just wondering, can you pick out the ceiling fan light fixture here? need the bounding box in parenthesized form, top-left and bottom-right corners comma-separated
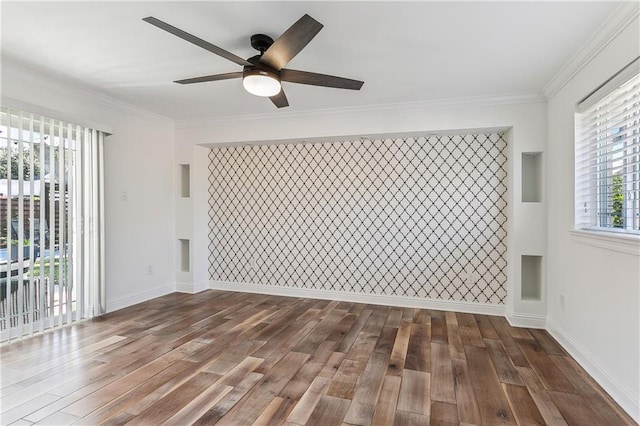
(243, 68, 281, 97)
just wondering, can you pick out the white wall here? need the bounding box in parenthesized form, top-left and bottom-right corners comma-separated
(1, 61, 177, 312)
(546, 15, 640, 421)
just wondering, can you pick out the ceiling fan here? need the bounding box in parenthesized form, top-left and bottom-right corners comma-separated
(143, 14, 364, 108)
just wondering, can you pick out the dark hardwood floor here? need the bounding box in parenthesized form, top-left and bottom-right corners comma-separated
(0, 290, 635, 425)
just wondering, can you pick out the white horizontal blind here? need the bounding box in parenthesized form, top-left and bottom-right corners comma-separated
(575, 72, 640, 233)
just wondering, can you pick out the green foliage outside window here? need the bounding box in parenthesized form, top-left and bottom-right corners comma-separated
(611, 174, 624, 228)
(0, 146, 41, 180)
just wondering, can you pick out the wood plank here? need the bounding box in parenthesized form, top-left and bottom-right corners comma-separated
(61, 346, 198, 418)
(33, 410, 79, 425)
(549, 354, 636, 425)
(285, 376, 330, 425)
(385, 309, 403, 328)
(373, 326, 397, 355)
(451, 358, 482, 425)
(396, 369, 430, 416)
(343, 351, 389, 425)
(430, 401, 459, 426)
(305, 395, 350, 426)
(279, 361, 323, 400)
(58, 359, 198, 425)
(516, 366, 568, 426)
(412, 308, 430, 324)
(336, 309, 372, 353)
(475, 314, 500, 339)
(105, 361, 205, 418)
(252, 396, 296, 426)
(489, 316, 530, 368)
(393, 410, 429, 425)
(529, 329, 566, 355)
(430, 342, 456, 404)
(401, 308, 416, 322)
(162, 383, 232, 426)
(1, 393, 60, 425)
(371, 375, 401, 426)
(325, 313, 357, 343)
(484, 338, 524, 386)
(457, 313, 485, 347)
(387, 320, 411, 376)
(216, 351, 309, 424)
(204, 340, 266, 375)
(464, 345, 516, 425)
(446, 321, 465, 360)
(124, 372, 219, 425)
(404, 323, 430, 372)
(502, 383, 545, 425)
(309, 339, 339, 365)
(253, 319, 320, 373)
(345, 330, 380, 364)
(549, 391, 599, 425)
(291, 309, 347, 354)
(509, 326, 534, 340)
(317, 351, 347, 378)
(430, 312, 448, 344)
(363, 305, 390, 334)
(193, 372, 264, 425)
(217, 356, 264, 387)
(100, 412, 136, 426)
(23, 374, 121, 423)
(516, 338, 575, 393)
(325, 359, 367, 399)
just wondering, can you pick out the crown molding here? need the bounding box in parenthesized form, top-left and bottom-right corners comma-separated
(175, 91, 546, 130)
(543, 2, 640, 100)
(2, 57, 174, 129)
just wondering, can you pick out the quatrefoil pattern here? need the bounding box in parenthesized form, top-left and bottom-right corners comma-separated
(208, 134, 508, 304)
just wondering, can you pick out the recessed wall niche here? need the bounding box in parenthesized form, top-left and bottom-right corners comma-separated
(522, 152, 542, 202)
(180, 164, 191, 198)
(521, 255, 542, 300)
(180, 239, 190, 272)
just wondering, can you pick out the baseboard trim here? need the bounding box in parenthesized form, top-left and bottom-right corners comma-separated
(506, 312, 547, 329)
(176, 282, 193, 293)
(106, 284, 174, 313)
(209, 280, 505, 316)
(176, 281, 210, 294)
(547, 319, 640, 423)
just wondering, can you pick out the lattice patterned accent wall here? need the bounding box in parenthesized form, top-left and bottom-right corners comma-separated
(208, 134, 508, 304)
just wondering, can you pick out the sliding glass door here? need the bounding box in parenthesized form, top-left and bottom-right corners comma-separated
(0, 107, 104, 341)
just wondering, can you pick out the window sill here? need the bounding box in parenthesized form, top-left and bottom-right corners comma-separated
(570, 229, 640, 256)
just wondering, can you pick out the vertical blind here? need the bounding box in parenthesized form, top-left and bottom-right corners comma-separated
(0, 107, 105, 342)
(575, 69, 640, 234)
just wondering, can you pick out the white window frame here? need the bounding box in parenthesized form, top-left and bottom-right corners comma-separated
(574, 57, 640, 254)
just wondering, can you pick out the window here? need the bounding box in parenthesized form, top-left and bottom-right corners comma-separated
(575, 64, 640, 235)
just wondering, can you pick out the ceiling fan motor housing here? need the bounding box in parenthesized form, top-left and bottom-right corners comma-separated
(250, 34, 274, 53)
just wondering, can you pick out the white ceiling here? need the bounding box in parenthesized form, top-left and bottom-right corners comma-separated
(1, 1, 622, 121)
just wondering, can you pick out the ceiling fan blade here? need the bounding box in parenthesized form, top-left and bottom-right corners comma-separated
(270, 90, 289, 108)
(281, 69, 364, 90)
(174, 72, 242, 84)
(143, 16, 251, 67)
(259, 14, 323, 70)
